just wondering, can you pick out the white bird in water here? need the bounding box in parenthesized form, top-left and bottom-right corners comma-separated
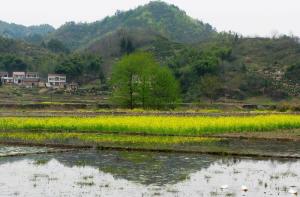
(220, 185, 229, 190)
(241, 185, 248, 192)
(288, 188, 298, 195)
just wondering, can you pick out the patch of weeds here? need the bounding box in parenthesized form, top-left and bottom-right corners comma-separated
(270, 175, 280, 180)
(75, 160, 87, 167)
(34, 159, 49, 165)
(82, 175, 94, 180)
(166, 188, 178, 193)
(282, 186, 288, 192)
(210, 191, 219, 196)
(177, 174, 189, 181)
(264, 183, 268, 188)
(214, 170, 224, 174)
(280, 171, 297, 177)
(76, 181, 95, 187)
(100, 184, 110, 188)
(226, 193, 236, 197)
(48, 177, 59, 181)
(100, 166, 128, 175)
(30, 173, 49, 182)
(119, 152, 155, 164)
(204, 175, 212, 179)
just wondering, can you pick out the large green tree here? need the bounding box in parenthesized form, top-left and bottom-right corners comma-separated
(150, 67, 180, 109)
(111, 52, 180, 109)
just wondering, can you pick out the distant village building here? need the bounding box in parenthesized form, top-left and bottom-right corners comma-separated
(26, 72, 39, 79)
(12, 72, 26, 85)
(23, 72, 40, 87)
(0, 71, 74, 90)
(47, 74, 67, 88)
(66, 82, 79, 92)
(23, 78, 40, 88)
(0, 72, 11, 84)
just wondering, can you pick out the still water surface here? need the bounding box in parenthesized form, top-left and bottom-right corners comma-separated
(0, 146, 299, 197)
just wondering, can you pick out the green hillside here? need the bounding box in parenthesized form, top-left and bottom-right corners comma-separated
(48, 1, 215, 50)
(192, 34, 300, 99)
(0, 36, 58, 76)
(0, 21, 55, 44)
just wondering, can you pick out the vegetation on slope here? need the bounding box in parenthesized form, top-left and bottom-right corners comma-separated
(0, 36, 59, 75)
(0, 20, 55, 43)
(48, 1, 215, 50)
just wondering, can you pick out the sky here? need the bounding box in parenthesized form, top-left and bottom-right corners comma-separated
(0, 0, 299, 37)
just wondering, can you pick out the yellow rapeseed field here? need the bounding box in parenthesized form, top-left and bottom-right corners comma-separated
(0, 114, 300, 135)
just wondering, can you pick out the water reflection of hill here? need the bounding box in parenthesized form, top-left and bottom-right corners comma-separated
(0, 148, 298, 185)
(0, 150, 221, 185)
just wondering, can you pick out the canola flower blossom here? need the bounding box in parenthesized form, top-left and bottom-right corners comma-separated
(0, 115, 300, 135)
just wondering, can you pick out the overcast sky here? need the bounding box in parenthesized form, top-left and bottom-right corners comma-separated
(0, 0, 299, 37)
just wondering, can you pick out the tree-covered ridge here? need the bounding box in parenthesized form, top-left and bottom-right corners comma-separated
(194, 34, 300, 99)
(48, 1, 215, 50)
(0, 36, 50, 55)
(0, 36, 59, 76)
(0, 20, 55, 43)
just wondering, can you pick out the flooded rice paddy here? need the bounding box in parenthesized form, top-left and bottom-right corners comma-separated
(0, 146, 66, 157)
(0, 145, 299, 196)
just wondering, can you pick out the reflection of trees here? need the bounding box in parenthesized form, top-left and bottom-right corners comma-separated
(0, 150, 218, 185)
(1, 139, 299, 185)
(52, 151, 220, 185)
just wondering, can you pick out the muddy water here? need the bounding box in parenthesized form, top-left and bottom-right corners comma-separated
(0, 148, 299, 197)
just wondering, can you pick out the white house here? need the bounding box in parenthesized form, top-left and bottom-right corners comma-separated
(26, 72, 39, 79)
(48, 74, 67, 87)
(0, 72, 12, 84)
(22, 72, 40, 87)
(0, 72, 8, 83)
(12, 72, 26, 84)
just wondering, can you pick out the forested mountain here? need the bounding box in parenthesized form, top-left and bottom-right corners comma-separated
(47, 1, 215, 50)
(166, 34, 300, 101)
(0, 36, 58, 75)
(0, 21, 55, 44)
(0, 1, 299, 101)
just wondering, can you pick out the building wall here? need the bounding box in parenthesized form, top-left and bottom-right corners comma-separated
(12, 73, 26, 84)
(48, 75, 67, 87)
